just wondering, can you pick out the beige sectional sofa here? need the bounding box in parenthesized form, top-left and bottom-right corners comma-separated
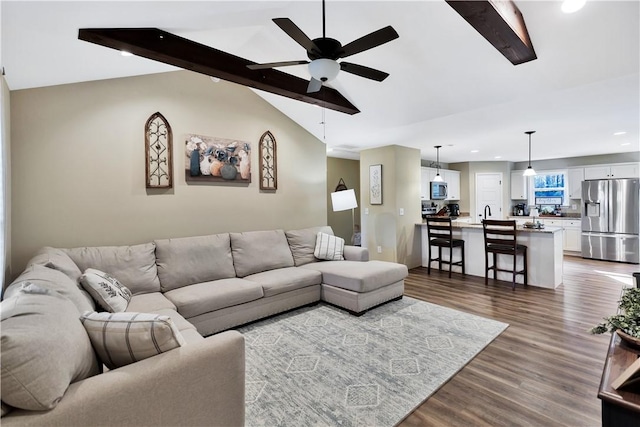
(0, 226, 408, 426)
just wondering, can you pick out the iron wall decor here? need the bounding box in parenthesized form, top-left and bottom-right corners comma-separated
(259, 131, 277, 190)
(145, 112, 173, 188)
(369, 164, 383, 205)
(184, 134, 251, 183)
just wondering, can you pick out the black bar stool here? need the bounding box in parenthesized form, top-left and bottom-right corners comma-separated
(425, 217, 465, 278)
(482, 219, 528, 290)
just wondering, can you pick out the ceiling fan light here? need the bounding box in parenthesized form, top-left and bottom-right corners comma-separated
(523, 166, 536, 177)
(308, 58, 340, 82)
(561, 0, 586, 14)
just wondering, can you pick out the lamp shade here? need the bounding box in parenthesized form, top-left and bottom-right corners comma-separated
(331, 189, 358, 212)
(309, 59, 340, 82)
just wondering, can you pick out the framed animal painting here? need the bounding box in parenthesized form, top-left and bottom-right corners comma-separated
(184, 134, 251, 183)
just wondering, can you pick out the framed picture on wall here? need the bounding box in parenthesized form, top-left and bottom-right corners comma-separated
(369, 164, 382, 205)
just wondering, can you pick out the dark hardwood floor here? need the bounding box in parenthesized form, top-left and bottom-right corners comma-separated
(399, 255, 638, 427)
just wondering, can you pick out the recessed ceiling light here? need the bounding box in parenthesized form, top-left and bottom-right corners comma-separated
(613, 131, 627, 136)
(621, 143, 631, 146)
(120, 51, 133, 57)
(561, 0, 586, 14)
(210, 76, 221, 83)
(494, 156, 502, 159)
(470, 150, 479, 153)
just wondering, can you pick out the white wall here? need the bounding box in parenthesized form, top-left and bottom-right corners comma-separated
(10, 71, 327, 276)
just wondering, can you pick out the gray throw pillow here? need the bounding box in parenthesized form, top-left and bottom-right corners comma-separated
(79, 268, 132, 312)
(285, 226, 334, 266)
(0, 283, 100, 410)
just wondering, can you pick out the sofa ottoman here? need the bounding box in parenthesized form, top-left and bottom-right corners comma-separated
(301, 260, 408, 314)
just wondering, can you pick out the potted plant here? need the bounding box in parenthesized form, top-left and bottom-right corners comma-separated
(591, 286, 640, 346)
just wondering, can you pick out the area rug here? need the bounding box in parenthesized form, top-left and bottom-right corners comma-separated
(237, 296, 508, 427)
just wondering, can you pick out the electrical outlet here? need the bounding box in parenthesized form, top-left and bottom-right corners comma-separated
(377, 246, 382, 253)
(571, 204, 577, 210)
(364, 208, 369, 215)
(399, 208, 404, 216)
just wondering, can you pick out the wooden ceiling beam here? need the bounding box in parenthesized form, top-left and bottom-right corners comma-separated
(445, 0, 537, 65)
(78, 28, 360, 115)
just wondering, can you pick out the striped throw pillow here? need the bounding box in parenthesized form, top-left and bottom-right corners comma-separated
(314, 232, 345, 261)
(80, 311, 186, 369)
(79, 268, 132, 312)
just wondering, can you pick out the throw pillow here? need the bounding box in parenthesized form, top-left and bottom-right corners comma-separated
(80, 311, 186, 370)
(314, 232, 345, 261)
(79, 268, 132, 312)
(0, 283, 100, 411)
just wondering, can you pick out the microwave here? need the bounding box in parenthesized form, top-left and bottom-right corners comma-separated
(430, 181, 448, 200)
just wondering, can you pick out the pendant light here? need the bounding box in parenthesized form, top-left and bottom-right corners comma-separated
(433, 145, 444, 182)
(523, 131, 536, 177)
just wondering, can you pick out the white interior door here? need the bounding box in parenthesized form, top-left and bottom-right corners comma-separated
(475, 173, 503, 221)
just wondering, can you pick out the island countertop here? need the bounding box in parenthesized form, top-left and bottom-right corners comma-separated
(416, 222, 562, 234)
(417, 221, 563, 288)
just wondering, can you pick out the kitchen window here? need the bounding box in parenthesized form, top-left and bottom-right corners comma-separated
(529, 170, 568, 206)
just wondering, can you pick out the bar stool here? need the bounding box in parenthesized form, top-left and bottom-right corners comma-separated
(425, 217, 465, 278)
(482, 219, 528, 290)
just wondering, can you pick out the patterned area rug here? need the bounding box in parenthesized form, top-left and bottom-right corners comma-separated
(237, 296, 508, 427)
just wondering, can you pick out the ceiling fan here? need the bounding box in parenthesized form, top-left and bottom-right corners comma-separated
(247, 0, 399, 93)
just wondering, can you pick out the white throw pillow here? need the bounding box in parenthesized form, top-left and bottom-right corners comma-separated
(314, 232, 345, 261)
(79, 268, 132, 312)
(80, 311, 186, 370)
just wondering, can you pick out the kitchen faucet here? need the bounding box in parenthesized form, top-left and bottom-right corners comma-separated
(483, 204, 492, 222)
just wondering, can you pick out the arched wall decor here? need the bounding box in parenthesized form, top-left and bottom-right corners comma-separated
(145, 112, 173, 188)
(259, 130, 277, 190)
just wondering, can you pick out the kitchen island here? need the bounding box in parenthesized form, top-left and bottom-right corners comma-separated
(418, 221, 563, 289)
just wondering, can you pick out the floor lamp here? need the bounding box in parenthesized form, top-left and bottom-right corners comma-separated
(330, 187, 358, 244)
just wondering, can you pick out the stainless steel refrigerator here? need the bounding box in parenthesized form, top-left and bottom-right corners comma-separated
(582, 178, 639, 264)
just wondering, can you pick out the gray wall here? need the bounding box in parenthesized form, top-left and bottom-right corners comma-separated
(10, 71, 327, 276)
(360, 145, 421, 268)
(327, 158, 361, 242)
(1, 75, 10, 287)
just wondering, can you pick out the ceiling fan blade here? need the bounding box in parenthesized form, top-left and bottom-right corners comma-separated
(339, 26, 399, 58)
(273, 18, 320, 54)
(247, 60, 309, 70)
(340, 62, 389, 82)
(307, 78, 323, 93)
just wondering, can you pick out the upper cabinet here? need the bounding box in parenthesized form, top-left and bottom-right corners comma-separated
(584, 163, 639, 180)
(421, 167, 461, 200)
(567, 168, 584, 199)
(510, 171, 528, 200)
(445, 170, 461, 200)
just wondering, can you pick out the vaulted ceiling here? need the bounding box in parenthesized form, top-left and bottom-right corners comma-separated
(2, 1, 638, 163)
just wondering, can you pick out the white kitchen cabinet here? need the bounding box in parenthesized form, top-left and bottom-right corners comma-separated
(563, 220, 582, 252)
(541, 218, 582, 252)
(510, 171, 528, 200)
(444, 170, 461, 200)
(610, 164, 639, 178)
(421, 167, 461, 200)
(567, 168, 584, 199)
(584, 163, 639, 180)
